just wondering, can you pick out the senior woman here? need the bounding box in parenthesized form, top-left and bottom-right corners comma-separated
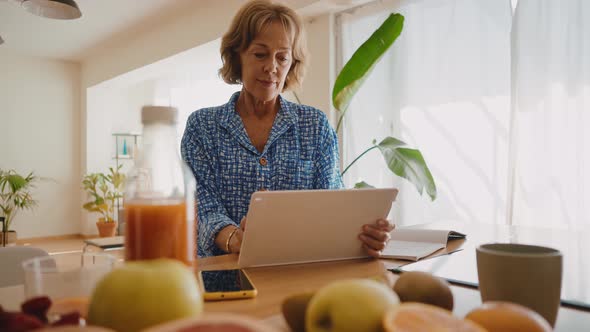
(181, 0, 394, 258)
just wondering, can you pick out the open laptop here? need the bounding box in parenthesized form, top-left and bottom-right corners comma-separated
(238, 188, 398, 268)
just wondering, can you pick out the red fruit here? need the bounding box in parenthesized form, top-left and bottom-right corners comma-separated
(52, 311, 81, 326)
(21, 296, 51, 323)
(0, 310, 8, 324)
(0, 311, 44, 332)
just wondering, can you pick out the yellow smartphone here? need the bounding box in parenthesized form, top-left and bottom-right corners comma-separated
(199, 269, 257, 301)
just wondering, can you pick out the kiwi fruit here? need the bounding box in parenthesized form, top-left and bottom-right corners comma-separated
(281, 291, 315, 332)
(393, 271, 454, 311)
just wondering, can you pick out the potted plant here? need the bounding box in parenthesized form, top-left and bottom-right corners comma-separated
(0, 169, 39, 246)
(82, 165, 125, 237)
(290, 14, 435, 197)
(333, 13, 437, 199)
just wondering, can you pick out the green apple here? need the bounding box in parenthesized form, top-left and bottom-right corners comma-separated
(87, 259, 203, 332)
(306, 278, 400, 332)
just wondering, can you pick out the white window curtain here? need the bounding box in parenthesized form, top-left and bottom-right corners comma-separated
(338, 0, 513, 226)
(508, 0, 590, 230)
(339, 0, 590, 230)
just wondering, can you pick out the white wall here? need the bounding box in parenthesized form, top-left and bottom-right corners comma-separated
(86, 80, 150, 173)
(83, 80, 154, 234)
(0, 51, 81, 238)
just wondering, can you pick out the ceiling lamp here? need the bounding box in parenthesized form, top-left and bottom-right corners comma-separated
(21, 0, 82, 20)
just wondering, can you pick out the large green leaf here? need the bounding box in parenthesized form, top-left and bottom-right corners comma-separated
(376, 137, 437, 201)
(83, 202, 102, 213)
(332, 13, 404, 131)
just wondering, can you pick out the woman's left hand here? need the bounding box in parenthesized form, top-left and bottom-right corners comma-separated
(359, 218, 395, 258)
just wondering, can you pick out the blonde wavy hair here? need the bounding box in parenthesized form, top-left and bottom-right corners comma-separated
(219, 0, 308, 91)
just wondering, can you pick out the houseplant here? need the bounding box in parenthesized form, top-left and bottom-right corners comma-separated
(333, 13, 437, 200)
(82, 165, 125, 237)
(0, 169, 39, 246)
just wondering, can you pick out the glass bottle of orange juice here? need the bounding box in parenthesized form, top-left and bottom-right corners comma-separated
(124, 106, 196, 268)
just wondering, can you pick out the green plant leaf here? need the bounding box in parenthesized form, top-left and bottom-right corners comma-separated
(83, 202, 97, 210)
(354, 181, 375, 189)
(332, 13, 404, 131)
(7, 174, 27, 192)
(376, 137, 437, 200)
(97, 203, 109, 212)
(0, 169, 39, 230)
(82, 165, 125, 221)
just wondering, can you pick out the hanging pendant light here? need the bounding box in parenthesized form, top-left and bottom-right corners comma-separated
(21, 0, 82, 20)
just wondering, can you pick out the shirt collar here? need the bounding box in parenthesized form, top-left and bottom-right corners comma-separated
(219, 91, 298, 155)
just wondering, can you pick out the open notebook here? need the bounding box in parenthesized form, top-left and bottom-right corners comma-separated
(382, 229, 466, 261)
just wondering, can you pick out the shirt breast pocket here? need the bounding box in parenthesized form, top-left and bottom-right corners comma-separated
(272, 159, 314, 190)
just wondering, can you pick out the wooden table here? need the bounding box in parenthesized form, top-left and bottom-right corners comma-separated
(198, 253, 589, 331)
(199, 255, 388, 319)
(2, 220, 589, 331)
(389, 220, 590, 309)
(83, 236, 124, 252)
(1, 255, 588, 331)
(197, 220, 590, 331)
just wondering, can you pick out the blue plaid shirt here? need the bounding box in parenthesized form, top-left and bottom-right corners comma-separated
(181, 92, 343, 257)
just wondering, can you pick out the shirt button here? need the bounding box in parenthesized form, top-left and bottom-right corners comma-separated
(259, 157, 268, 166)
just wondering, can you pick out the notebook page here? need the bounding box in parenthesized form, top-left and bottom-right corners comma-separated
(389, 229, 450, 244)
(382, 242, 445, 260)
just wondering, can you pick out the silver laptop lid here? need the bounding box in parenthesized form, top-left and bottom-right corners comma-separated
(238, 188, 398, 268)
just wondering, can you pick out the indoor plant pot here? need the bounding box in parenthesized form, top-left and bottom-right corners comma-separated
(96, 218, 118, 237)
(0, 230, 17, 246)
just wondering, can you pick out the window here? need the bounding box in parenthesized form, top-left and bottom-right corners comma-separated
(338, 0, 590, 229)
(338, 0, 512, 226)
